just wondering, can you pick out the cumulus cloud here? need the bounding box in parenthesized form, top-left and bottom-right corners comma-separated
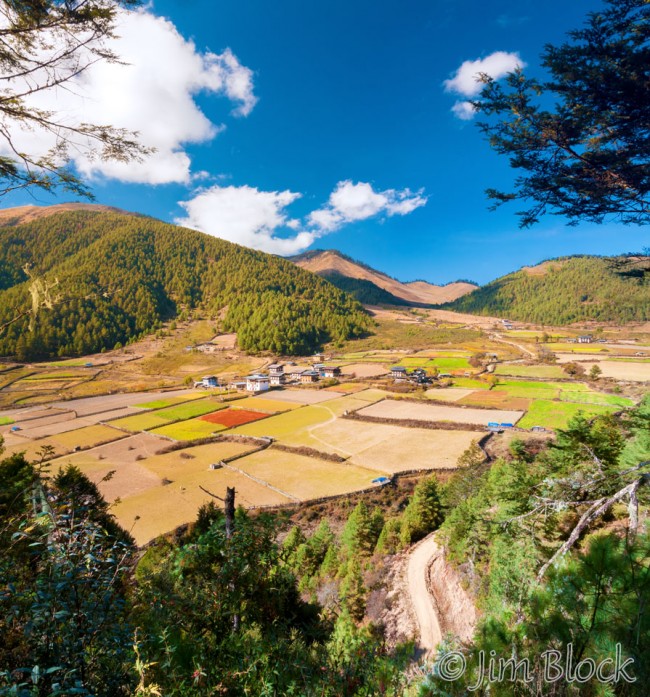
(176, 180, 427, 255)
(444, 51, 524, 119)
(0, 9, 257, 184)
(308, 181, 428, 233)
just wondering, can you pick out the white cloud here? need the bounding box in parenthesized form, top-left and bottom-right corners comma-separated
(0, 9, 257, 184)
(308, 180, 428, 233)
(444, 51, 524, 97)
(176, 180, 428, 255)
(176, 185, 316, 256)
(451, 100, 476, 120)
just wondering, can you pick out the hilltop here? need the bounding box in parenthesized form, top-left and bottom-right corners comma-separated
(443, 254, 650, 324)
(0, 207, 371, 359)
(291, 249, 477, 306)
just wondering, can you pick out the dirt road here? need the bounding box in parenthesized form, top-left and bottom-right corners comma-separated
(407, 533, 442, 655)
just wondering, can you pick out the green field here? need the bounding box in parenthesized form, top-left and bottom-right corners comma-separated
(558, 391, 633, 407)
(134, 395, 201, 409)
(150, 418, 227, 440)
(399, 356, 472, 372)
(450, 377, 490, 389)
(110, 412, 171, 432)
(518, 400, 620, 430)
(0, 416, 14, 425)
(494, 364, 566, 379)
(154, 398, 225, 421)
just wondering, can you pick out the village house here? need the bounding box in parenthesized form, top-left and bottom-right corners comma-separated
(246, 375, 270, 392)
(320, 365, 341, 378)
(578, 335, 593, 344)
(269, 373, 286, 387)
(195, 375, 219, 389)
(390, 366, 408, 379)
(268, 363, 285, 377)
(300, 370, 320, 384)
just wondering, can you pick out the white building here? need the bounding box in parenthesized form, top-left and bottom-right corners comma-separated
(246, 375, 270, 392)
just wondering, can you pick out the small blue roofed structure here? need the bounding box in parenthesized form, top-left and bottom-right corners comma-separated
(372, 476, 390, 485)
(500, 422, 514, 429)
(10, 425, 21, 431)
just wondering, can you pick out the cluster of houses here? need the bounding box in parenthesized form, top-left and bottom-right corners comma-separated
(196, 363, 343, 393)
(389, 366, 435, 385)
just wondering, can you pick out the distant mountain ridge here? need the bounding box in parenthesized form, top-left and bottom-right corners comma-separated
(443, 254, 650, 324)
(0, 207, 371, 359)
(291, 249, 477, 305)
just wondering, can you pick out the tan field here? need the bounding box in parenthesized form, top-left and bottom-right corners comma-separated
(357, 399, 524, 425)
(425, 388, 475, 402)
(260, 388, 346, 405)
(341, 362, 388, 377)
(232, 449, 382, 500)
(113, 468, 292, 546)
(350, 430, 479, 473)
(551, 357, 650, 382)
(49, 424, 126, 449)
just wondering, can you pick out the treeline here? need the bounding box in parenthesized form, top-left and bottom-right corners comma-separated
(0, 211, 372, 359)
(320, 271, 410, 306)
(443, 255, 650, 324)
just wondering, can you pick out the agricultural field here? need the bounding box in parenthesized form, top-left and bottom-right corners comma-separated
(0, 416, 14, 425)
(114, 467, 290, 546)
(425, 388, 475, 402)
(232, 395, 302, 411)
(48, 424, 126, 450)
(494, 364, 566, 379)
(398, 356, 473, 373)
(356, 399, 524, 426)
(340, 362, 390, 377)
(233, 449, 382, 500)
(518, 400, 621, 430)
(110, 399, 227, 432)
(231, 405, 337, 444)
(259, 389, 346, 405)
(200, 408, 269, 428)
(150, 417, 227, 440)
(457, 391, 530, 411)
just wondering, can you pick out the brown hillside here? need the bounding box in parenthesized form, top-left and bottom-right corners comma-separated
(0, 203, 136, 226)
(294, 250, 476, 304)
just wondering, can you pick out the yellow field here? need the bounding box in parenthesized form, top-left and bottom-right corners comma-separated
(150, 418, 227, 440)
(231, 396, 300, 412)
(233, 449, 382, 500)
(231, 405, 333, 443)
(113, 468, 292, 545)
(50, 424, 126, 449)
(109, 411, 171, 432)
(141, 442, 257, 480)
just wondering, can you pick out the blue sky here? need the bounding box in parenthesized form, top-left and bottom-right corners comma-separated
(3, 0, 647, 284)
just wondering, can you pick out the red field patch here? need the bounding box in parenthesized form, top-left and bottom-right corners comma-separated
(200, 408, 268, 428)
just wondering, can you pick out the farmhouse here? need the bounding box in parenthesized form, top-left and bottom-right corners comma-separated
(268, 363, 285, 377)
(320, 365, 341, 378)
(195, 342, 219, 354)
(196, 375, 219, 388)
(300, 370, 320, 384)
(246, 375, 270, 392)
(269, 373, 286, 387)
(578, 335, 593, 344)
(390, 366, 408, 379)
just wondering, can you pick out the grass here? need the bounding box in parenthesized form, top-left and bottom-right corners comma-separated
(518, 400, 620, 430)
(399, 357, 473, 372)
(494, 364, 566, 379)
(559, 391, 633, 407)
(134, 395, 202, 409)
(43, 359, 91, 368)
(150, 418, 227, 440)
(22, 372, 86, 381)
(154, 398, 225, 421)
(450, 377, 490, 389)
(110, 412, 172, 432)
(0, 416, 14, 425)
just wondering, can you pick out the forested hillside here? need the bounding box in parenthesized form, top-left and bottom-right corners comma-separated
(443, 255, 650, 324)
(0, 209, 371, 359)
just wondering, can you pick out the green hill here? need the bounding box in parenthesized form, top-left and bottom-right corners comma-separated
(442, 255, 650, 324)
(0, 208, 372, 359)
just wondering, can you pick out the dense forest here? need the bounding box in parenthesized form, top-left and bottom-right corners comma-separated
(0, 210, 372, 359)
(443, 255, 650, 324)
(1, 399, 647, 695)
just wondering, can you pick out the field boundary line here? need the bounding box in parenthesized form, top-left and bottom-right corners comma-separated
(220, 462, 300, 502)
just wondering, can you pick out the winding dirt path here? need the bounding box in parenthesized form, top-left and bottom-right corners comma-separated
(490, 332, 536, 358)
(407, 533, 442, 655)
